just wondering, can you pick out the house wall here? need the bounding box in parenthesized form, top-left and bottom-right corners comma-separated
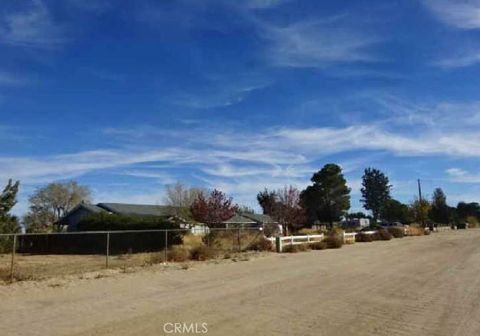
(66, 208, 96, 232)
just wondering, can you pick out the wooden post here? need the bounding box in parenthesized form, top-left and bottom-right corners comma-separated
(10, 234, 17, 283)
(275, 236, 282, 253)
(105, 232, 110, 269)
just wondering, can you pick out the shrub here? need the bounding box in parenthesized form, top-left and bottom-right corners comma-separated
(247, 237, 273, 251)
(323, 236, 343, 249)
(190, 245, 216, 261)
(467, 216, 478, 228)
(356, 232, 373, 242)
(148, 252, 165, 264)
(282, 244, 310, 253)
(78, 213, 180, 231)
(167, 246, 190, 262)
(310, 241, 328, 250)
(406, 225, 425, 236)
(387, 226, 405, 238)
(377, 228, 393, 240)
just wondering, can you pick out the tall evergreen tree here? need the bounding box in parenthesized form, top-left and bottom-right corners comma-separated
(301, 163, 351, 229)
(0, 179, 20, 234)
(361, 168, 391, 223)
(429, 188, 450, 225)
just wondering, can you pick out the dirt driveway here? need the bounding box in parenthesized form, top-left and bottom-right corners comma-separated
(1, 230, 480, 336)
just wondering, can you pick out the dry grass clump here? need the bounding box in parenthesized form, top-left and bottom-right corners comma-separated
(167, 246, 190, 262)
(148, 252, 165, 265)
(190, 245, 217, 261)
(406, 225, 425, 236)
(356, 232, 373, 242)
(387, 226, 405, 238)
(310, 241, 328, 250)
(283, 244, 310, 253)
(376, 228, 393, 241)
(246, 237, 273, 251)
(323, 236, 343, 249)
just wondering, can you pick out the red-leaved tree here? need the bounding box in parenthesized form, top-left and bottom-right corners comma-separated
(257, 185, 306, 235)
(190, 189, 237, 228)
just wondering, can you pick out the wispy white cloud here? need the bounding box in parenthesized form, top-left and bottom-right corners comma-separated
(433, 49, 480, 69)
(259, 18, 380, 68)
(446, 168, 480, 183)
(0, 0, 67, 48)
(245, 0, 290, 9)
(424, 0, 480, 29)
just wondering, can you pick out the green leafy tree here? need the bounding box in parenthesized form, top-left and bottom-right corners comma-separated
(410, 197, 431, 226)
(429, 188, 450, 225)
(382, 199, 413, 224)
(301, 164, 351, 229)
(456, 202, 480, 221)
(361, 168, 391, 223)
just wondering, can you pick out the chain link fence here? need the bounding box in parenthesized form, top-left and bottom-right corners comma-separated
(0, 227, 266, 283)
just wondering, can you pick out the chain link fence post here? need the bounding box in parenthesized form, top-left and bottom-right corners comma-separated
(10, 234, 17, 283)
(105, 232, 110, 269)
(164, 230, 168, 263)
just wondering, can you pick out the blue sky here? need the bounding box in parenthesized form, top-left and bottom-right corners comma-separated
(2, 0, 480, 216)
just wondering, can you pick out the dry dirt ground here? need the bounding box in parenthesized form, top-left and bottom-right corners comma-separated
(1, 230, 480, 336)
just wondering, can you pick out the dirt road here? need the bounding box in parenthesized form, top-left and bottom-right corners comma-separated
(1, 230, 480, 336)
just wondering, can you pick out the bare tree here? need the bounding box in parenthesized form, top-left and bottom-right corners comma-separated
(163, 182, 204, 221)
(26, 181, 91, 231)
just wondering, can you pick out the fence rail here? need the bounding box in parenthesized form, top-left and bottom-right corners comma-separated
(267, 234, 325, 252)
(343, 231, 377, 243)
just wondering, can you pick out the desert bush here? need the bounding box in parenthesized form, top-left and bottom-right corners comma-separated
(148, 252, 165, 264)
(377, 228, 393, 241)
(467, 216, 478, 228)
(323, 236, 343, 249)
(406, 225, 425, 236)
(246, 237, 273, 251)
(387, 226, 405, 238)
(282, 244, 310, 253)
(310, 241, 328, 250)
(167, 246, 190, 262)
(355, 232, 373, 242)
(190, 245, 216, 261)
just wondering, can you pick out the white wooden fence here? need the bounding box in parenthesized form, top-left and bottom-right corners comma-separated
(268, 231, 378, 252)
(342, 231, 377, 244)
(267, 234, 324, 252)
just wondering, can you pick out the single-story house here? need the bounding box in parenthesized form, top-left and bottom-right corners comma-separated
(222, 212, 278, 229)
(60, 202, 184, 232)
(60, 202, 278, 233)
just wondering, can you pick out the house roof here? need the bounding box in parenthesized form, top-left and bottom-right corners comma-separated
(223, 214, 257, 224)
(97, 203, 179, 217)
(81, 203, 106, 213)
(57, 202, 106, 225)
(222, 213, 277, 224)
(241, 213, 277, 224)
